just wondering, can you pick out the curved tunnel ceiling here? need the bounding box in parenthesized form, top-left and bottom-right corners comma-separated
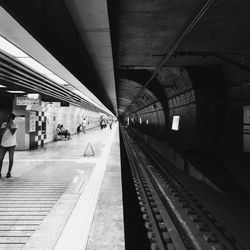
(118, 79, 142, 114)
(110, 0, 250, 117)
(118, 78, 159, 116)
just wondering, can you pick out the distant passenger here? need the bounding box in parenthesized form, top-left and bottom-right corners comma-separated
(0, 113, 18, 178)
(109, 120, 113, 130)
(77, 124, 82, 134)
(56, 124, 61, 134)
(101, 120, 105, 129)
(60, 125, 71, 140)
(82, 118, 87, 134)
(56, 124, 64, 140)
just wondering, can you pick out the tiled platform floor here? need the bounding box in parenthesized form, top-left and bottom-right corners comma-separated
(0, 123, 124, 249)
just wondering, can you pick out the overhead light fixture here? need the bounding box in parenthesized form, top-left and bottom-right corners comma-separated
(18, 57, 52, 75)
(72, 89, 98, 106)
(0, 35, 68, 86)
(18, 58, 68, 86)
(46, 74, 68, 85)
(7, 90, 25, 94)
(72, 89, 113, 115)
(0, 84, 7, 88)
(0, 36, 27, 58)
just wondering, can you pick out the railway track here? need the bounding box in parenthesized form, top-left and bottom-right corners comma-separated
(121, 127, 243, 250)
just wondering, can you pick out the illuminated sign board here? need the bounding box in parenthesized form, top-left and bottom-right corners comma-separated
(27, 93, 40, 99)
(16, 95, 40, 106)
(172, 116, 180, 131)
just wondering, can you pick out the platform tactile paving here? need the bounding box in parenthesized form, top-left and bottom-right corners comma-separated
(0, 179, 71, 248)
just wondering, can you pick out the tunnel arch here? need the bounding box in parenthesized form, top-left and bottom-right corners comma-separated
(118, 67, 198, 144)
(118, 76, 167, 139)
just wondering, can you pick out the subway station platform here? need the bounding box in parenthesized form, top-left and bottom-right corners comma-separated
(0, 123, 124, 250)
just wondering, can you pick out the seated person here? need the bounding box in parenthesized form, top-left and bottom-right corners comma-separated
(60, 125, 71, 140)
(56, 124, 64, 140)
(56, 124, 61, 134)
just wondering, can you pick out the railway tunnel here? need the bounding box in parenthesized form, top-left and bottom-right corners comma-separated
(0, 0, 250, 249)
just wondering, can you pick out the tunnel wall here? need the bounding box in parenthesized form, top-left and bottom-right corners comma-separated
(129, 126, 220, 191)
(217, 64, 250, 195)
(157, 68, 196, 148)
(187, 67, 226, 150)
(186, 64, 250, 197)
(125, 67, 229, 193)
(129, 100, 165, 139)
(153, 67, 225, 151)
(220, 64, 250, 152)
(119, 71, 168, 139)
(126, 68, 197, 148)
(126, 66, 250, 197)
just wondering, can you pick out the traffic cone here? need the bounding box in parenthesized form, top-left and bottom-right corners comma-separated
(83, 143, 95, 157)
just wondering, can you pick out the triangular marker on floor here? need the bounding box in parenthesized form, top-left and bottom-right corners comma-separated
(83, 143, 95, 157)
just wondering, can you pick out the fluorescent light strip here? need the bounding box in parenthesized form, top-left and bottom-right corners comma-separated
(0, 75, 80, 107)
(72, 89, 104, 110)
(46, 74, 68, 85)
(0, 36, 27, 57)
(18, 57, 52, 75)
(7, 90, 25, 93)
(0, 35, 67, 86)
(72, 89, 114, 116)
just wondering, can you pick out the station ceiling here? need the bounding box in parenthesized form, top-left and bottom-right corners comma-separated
(0, 0, 250, 116)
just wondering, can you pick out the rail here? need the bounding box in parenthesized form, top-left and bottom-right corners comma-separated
(121, 126, 243, 250)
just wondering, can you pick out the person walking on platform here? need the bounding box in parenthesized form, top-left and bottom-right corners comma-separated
(0, 113, 18, 178)
(77, 124, 82, 134)
(82, 118, 87, 134)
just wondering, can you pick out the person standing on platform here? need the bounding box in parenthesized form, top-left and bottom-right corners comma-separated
(82, 118, 87, 134)
(0, 113, 18, 178)
(60, 125, 71, 140)
(101, 120, 105, 129)
(109, 120, 113, 130)
(77, 124, 82, 134)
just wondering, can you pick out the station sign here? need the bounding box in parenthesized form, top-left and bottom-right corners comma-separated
(16, 95, 41, 106)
